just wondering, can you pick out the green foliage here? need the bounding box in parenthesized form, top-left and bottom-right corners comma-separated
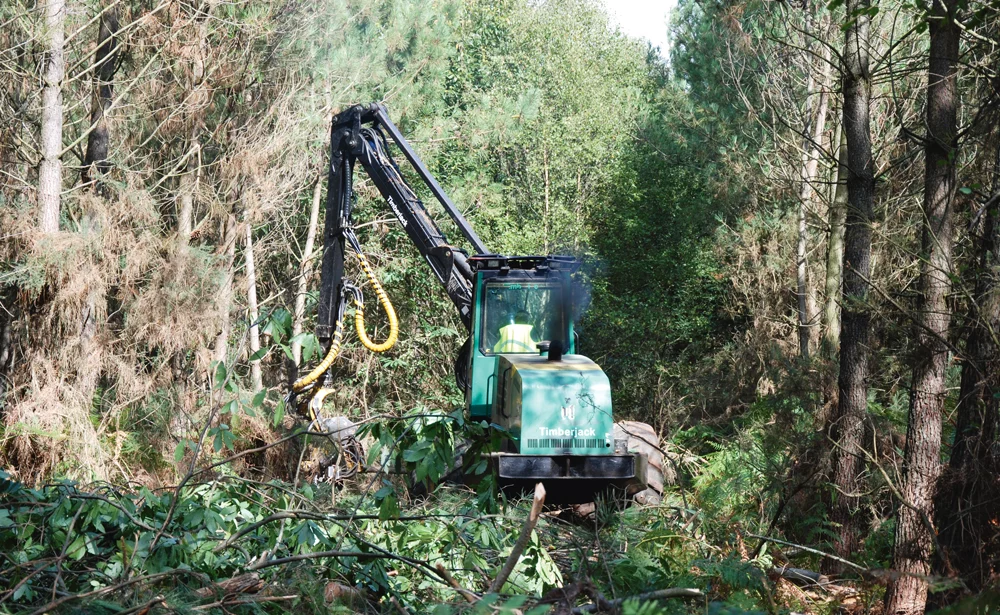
(0, 468, 567, 613)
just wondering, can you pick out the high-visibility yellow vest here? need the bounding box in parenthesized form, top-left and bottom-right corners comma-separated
(493, 324, 537, 353)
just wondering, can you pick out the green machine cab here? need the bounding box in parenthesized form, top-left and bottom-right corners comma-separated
(464, 256, 645, 502)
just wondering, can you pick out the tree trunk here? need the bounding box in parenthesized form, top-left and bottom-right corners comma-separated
(884, 1, 959, 611)
(74, 4, 120, 409)
(81, 6, 119, 191)
(292, 178, 323, 367)
(543, 148, 550, 253)
(0, 289, 15, 411)
(38, 0, 65, 233)
(825, 0, 875, 574)
(245, 221, 262, 392)
(177, 129, 200, 245)
(797, 39, 832, 359)
(176, 1, 214, 245)
(823, 128, 849, 358)
(936, 189, 1000, 593)
(214, 215, 237, 365)
(820, 128, 849, 414)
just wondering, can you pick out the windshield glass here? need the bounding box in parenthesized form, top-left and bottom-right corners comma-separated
(481, 282, 563, 355)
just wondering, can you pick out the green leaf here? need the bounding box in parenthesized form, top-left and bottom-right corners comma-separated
(213, 362, 228, 390)
(263, 308, 293, 341)
(273, 399, 285, 427)
(249, 347, 268, 362)
(378, 492, 400, 520)
(251, 389, 266, 408)
(959, 187, 973, 195)
(174, 441, 187, 463)
(290, 333, 319, 362)
(67, 535, 87, 560)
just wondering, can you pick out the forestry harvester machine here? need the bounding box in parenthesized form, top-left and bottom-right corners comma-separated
(289, 103, 663, 504)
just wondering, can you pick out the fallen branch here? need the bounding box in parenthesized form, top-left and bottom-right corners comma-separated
(573, 588, 705, 613)
(193, 573, 262, 598)
(771, 565, 830, 587)
(748, 533, 867, 572)
(436, 563, 479, 604)
(489, 482, 546, 593)
(391, 596, 412, 615)
(248, 550, 413, 570)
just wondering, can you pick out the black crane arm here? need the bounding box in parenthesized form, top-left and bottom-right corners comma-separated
(315, 103, 487, 346)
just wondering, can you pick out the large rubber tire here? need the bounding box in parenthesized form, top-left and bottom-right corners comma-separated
(614, 421, 665, 505)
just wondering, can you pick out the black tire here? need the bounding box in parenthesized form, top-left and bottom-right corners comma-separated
(613, 421, 665, 505)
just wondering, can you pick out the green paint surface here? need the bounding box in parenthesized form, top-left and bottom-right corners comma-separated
(494, 354, 613, 455)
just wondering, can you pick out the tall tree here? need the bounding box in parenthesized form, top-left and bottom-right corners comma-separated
(936, 149, 1000, 592)
(214, 214, 237, 365)
(292, 178, 323, 368)
(176, 0, 216, 245)
(797, 29, 832, 359)
(245, 220, 262, 392)
(81, 6, 119, 190)
(884, 0, 960, 610)
(38, 0, 65, 233)
(823, 128, 849, 360)
(821, 128, 849, 411)
(826, 0, 876, 573)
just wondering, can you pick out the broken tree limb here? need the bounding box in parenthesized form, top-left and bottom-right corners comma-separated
(436, 563, 479, 603)
(193, 573, 262, 598)
(489, 482, 546, 593)
(572, 588, 706, 613)
(748, 533, 867, 572)
(771, 566, 830, 587)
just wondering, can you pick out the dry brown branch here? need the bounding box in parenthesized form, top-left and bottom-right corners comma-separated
(489, 482, 546, 593)
(436, 563, 479, 604)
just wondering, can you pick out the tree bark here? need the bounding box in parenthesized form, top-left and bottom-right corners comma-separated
(214, 215, 238, 365)
(81, 6, 119, 191)
(38, 0, 65, 233)
(826, 0, 876, 574)
(797, 37, 832, 359)
(0, 289, 15, 412)
(884, 1, 959, 611)
(543, 149, 550, 254)
(292, 179, 323, 367)
(245, 220, 262, 392)
(820, 127, 849, 414)
(176, 1, 215, 245)
(936, 190, 1000, 593)
(823, 128, 849, 358)
(74, 4, 120, 409)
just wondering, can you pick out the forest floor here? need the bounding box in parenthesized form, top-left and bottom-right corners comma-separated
(0, 458, 890, 615)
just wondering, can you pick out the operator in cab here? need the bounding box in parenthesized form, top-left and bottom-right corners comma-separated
(494, 310, 537, 353)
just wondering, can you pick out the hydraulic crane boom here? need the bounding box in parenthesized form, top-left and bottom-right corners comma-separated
(316, 103, 486, 347)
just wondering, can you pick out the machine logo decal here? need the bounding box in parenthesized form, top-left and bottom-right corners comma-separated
(386, 196, 408, 227)
(539, 427, 595, 437)
(560, 401, 575, 420)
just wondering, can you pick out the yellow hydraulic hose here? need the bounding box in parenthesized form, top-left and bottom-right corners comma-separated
(291, 235, 397, 411)
(291, 317, 345, 393)
(352, 251, 398, 353)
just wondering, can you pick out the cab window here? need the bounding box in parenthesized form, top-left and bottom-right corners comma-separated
(481, 282, 563, 355)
